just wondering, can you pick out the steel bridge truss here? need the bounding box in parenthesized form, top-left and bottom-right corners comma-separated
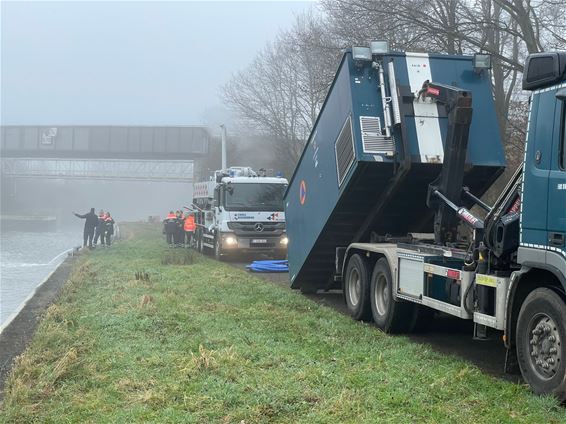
(0, 158, 194, 182)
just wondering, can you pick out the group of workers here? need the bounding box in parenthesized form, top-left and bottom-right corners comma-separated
(163, 210, 196, 248)
(73, 208, 115, 249)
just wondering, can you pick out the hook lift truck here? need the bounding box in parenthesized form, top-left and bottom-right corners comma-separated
(284, 42, 566, 398)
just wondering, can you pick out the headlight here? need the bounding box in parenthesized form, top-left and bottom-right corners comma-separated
(225, 236, 237, 245)
(280, 236, 288, 245)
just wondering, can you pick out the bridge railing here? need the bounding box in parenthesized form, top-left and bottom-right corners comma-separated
(1, 158, 194, 182)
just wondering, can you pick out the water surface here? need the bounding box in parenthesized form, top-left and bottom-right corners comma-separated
(0, 231, 80, 327)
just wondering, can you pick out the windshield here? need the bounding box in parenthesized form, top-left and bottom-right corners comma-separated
(224, 183, 287, 212)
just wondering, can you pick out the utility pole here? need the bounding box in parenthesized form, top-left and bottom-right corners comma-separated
(220, 124, 227, 171)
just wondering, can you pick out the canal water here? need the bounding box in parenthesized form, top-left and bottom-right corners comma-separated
(0, 230, 80, 328)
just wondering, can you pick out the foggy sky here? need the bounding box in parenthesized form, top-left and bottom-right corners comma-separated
(1, 1, 315, 126)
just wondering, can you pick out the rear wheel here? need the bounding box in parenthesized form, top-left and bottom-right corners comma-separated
(370, 258, 416, 333)
(344, 254, 371, 321)
(516, 288, 566, 401)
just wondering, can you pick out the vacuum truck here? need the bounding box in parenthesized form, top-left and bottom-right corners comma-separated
(193, 167, 288, 260)
(284, 42, 566, 399)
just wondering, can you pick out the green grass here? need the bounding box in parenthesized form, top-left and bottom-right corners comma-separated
(1, 223, 565, 423)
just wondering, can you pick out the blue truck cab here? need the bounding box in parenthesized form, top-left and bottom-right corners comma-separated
(519, 52, 566, 284)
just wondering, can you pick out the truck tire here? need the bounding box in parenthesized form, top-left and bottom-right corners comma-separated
(370, 258, 415, 333)
(344, 254, 372, 321)
(516, 287, 566, 401)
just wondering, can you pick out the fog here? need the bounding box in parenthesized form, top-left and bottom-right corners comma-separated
(1, 1, 313, 124)
(9, 179, 192, 228)
(1, 1, 314, 226)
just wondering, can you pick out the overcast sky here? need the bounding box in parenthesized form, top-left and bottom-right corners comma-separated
(1, 1, 315, 126)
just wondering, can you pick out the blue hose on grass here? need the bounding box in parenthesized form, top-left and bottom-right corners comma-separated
(246, 260, 289, 273)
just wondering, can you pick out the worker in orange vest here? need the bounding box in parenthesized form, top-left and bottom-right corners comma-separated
(103, 212, 115, 246)
(184, 212, 196, 248)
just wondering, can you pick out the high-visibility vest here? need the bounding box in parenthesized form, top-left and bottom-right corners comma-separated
(184, 215, 196, 231)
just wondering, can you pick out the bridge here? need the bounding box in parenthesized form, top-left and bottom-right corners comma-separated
(0, 125, 210, 184)
(0, 126, 211, 211)
(0, 125, 209, 160)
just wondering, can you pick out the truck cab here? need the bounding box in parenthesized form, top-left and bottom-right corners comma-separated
(193, 166, 288, 259)
(507, 52, 566, 397)
(519, 52, 566, 283)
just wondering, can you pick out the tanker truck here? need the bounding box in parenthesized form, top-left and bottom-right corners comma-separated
(193, 166, 288, 260)
(284, 43, 566, 399)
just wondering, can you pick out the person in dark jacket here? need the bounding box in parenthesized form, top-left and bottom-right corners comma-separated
(174, 210, 185, 247)
(73, 207, 98, 248)
(103, 212, 115, 246)
(93, 209, 105, 247)
(163, 211, 177, 247)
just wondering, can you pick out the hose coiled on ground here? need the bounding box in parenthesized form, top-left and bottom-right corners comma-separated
(246, 260, 288, 273)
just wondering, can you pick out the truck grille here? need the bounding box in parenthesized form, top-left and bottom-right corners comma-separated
(335, 115, 355, 187)
(227, 222, 285, 233)
(359, 116, 395, 154)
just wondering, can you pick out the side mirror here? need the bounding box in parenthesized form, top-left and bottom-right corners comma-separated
(556, 87, 566, 101)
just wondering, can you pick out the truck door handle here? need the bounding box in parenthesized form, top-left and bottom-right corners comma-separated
(549, 233, 565, 247)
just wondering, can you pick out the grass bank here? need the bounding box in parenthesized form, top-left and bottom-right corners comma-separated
(1, 223, 565, 423)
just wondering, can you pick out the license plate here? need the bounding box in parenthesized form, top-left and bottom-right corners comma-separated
(252, 239, 267, 243)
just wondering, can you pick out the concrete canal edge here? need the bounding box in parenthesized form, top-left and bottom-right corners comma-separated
(0, 253, 79, 401)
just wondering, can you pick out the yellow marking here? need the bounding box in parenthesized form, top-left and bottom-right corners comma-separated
(423, 264, 435, 273)
(476, 274, 497, 287)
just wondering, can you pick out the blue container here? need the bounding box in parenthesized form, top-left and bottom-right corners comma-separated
(285, 50, 506, 290)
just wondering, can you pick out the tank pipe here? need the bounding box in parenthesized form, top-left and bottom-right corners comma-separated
(220, 124, 227, 171)
(387, 60, 401, 125)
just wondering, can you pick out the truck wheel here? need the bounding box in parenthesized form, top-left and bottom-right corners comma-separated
(370, 258, 415, 333)
(344, 254, 371, 321)
(516, 288, 566, 401)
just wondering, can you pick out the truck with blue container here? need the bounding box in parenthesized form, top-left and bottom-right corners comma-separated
(284, 42, 566, 398)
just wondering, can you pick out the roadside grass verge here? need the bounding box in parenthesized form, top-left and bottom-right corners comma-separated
(1, 223, 565, 423)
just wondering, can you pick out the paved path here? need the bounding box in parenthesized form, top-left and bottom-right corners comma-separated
(230, 259, 519, 383)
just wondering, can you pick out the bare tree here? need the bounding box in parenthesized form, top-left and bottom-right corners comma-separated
(222, 1, 565, 178)
(321, 0, 565, 143)
(222, 12, 341, 172)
